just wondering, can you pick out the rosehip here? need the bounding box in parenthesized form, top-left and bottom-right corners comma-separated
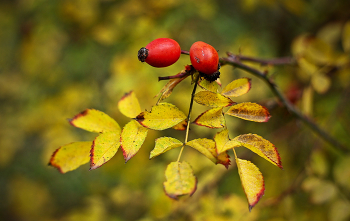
(190, 41, 220, 81)
(138, 38, 181, 68)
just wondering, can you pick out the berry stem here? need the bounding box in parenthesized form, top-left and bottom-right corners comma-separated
(177, 74, 200, 162)
(181, 50, 189, 55)
(158, 71, 189, 81)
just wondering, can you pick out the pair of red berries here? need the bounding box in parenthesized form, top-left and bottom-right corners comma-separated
(138, 38, 220, 81)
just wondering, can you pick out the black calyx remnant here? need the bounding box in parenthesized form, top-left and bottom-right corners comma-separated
(137, 47, 149, 62)
(200, 63, 221, 82)
(200, 71, 220, 82)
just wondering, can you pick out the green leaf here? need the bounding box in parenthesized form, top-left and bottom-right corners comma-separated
(221, 78, 251, 97)
(236, 158, 265, 212)
(69, 109, 121, 133)
(150, 137, 183, 159)
(164, 161, 197, 199)
(194, 91, 235, 107)
(90, 131, 121, 170)
(225, 102, 271, 122)
(135, 103, 187, 130)
(118, 91, 142, 118)
(49, 141, 91, 173)
(193, 107, 225, 128)
(234, 134, 282, 169)
(120, 120, 148, 162)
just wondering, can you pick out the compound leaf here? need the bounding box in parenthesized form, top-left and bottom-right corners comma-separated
(150, 137, 183, 159)
(225, 102, 271, 122)
(234, 134, 282, 169)
(221, 78, 251, 97)
(118, 91, 141, 118)
(164, 161, 197, 199)
(69, 109, 121, 133)
(120, 120, 148, 162)
(193, 107, 225, 128)
(90, 131, 121, 170)
(194, 91, 235, 107)
(236, 158, 265, 211)
(136, 103, 186, 130)
(49, 141, 91, 173)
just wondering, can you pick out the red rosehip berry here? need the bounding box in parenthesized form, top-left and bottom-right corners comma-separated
(138, 38, 181, 68)
(190, 41, 220, 81)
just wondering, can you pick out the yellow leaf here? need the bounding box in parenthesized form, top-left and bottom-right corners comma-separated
(234, 134, 282, 169)
(309, 150, 328, 177)
(187, 137, 232, 168)
(172, 119, 187, 131)
(333, 155, 350, 190)
(194, 91, 235, 107)
(120, 120, 148, 162)
(49, 141, 91, 173)
(214, 129, 230, 154)
(317, 22, 342, 46)
(156, 75, 188, 103)
(217, 151, 231, 169)
(221, 78, 251, 97)
(225, 102, 271, 122)
(329, 199, 350, 221)
(118, 91, 141, 118)
(69, 109, 121, 133)
(150, 137, 183, 159)
(198, 78, 219, 92)
(342, 20, 350, 52)
(312, 73, 331, 94)
(163, 161, 197, 199)
(90, 131, 121, 170)
(291, 34, 311, 57)
(236, 158, 265, 211)
(302, 177, 337, 204)
(136, 103, 187, 130)
(186, 138, 216, 163)
(193, 107, 225, 128)
(218, 140, 241, 154)
(298, 57, 318, 76)
(301, 86, 313, 116)
(305, 38, 334, 64)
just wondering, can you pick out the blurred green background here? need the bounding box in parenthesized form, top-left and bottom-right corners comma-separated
(1, 0, 350, 220)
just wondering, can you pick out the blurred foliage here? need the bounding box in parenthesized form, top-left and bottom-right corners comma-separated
(1, 0, 350, 220)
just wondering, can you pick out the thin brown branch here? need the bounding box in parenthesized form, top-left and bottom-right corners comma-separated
(220, 56, 349, 154)
(226, 52, 295, 66)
